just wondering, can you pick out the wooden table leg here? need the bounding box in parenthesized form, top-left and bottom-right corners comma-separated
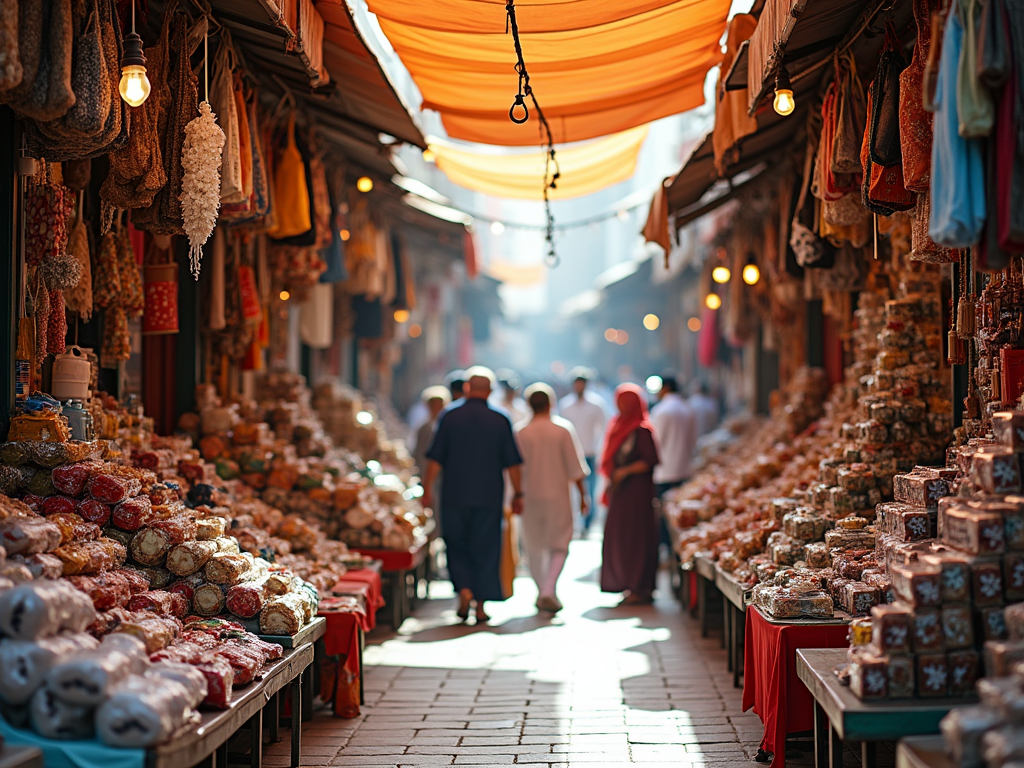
(215, 740, 228, 768)
(248, 709, 263, 768)
(813, 702, 828, 768)
(291, 671, 303, 768)
(268, 691, 280, 743)
(358, 627, 365, 706)
(699, 577, 708, 638)
(389, 571, 403, 627)
(725, 603, 733, 671)
(302, 664, 314, 722)
(829, 724, 844, 768)
(732, 605, 742, 689)
(860, 741, 876, 768)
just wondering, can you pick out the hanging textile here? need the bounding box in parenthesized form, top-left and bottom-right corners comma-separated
(209, 228, 226, 331)
(132, 10, 199, 235)
(430, 126, 649, 200)
(900, 0, 940, 191)
(928, 0, 986, 247)
(299, 283, 333, 348)
(956, 0, 994, 137)
(266, 113, 311, 239)
(642, 181, 671, 259)
(64, 213, 92, 321)
(142, 237, 179, 335)
(364, 0, 731, 145)
(0, 0, 74, 121)
(210, 43, 244, 205)
(0, 0, 21, 92)
(712, 14, 758, 174)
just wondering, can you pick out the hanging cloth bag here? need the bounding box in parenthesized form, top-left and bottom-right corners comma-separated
(900, 0, 941, 191)
(24, 162, 74, 266)
(209, 43, 244, 205)
(862, 82, 916, 214)
(869, 23, 909, 166)
(266, 112, 311, 239)
(832, 54, 867, 176)
(62, 0, 110, 137)
(956, 0, 994, 137)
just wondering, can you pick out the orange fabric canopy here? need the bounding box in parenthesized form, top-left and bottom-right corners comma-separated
(431, 126, 648, 199)
(365, 0, 731, 145)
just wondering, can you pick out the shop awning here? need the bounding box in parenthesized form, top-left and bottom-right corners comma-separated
(363, 0, 731, 146)
(429, 126, 648, 200)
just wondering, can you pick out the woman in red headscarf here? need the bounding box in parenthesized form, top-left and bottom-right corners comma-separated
(599, 383, 660, 604)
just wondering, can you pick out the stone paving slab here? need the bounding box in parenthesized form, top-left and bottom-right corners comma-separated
(262, 540, 898, 767)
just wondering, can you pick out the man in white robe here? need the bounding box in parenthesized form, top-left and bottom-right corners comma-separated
(515, 383, 589, 613)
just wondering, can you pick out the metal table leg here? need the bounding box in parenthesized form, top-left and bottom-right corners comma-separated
(860, 741, 876, 768)
(248, 709, 263, 768)
(725, 603, 733, 671)
(291, 670, 302, 768)
(302, 665, 314, 722)
(829, 724, 844, 768)
(699, 576, 708, 638)
(813, 702, 828, 768)
(268, 691, 280, 743)
(215, 741, 228, 767)
(720, 592, 727, 649)
(732, 605, 742, 688)
(358, 627, 365, 706)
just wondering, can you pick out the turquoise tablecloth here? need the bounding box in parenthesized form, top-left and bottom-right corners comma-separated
(0, 717, 144, 768)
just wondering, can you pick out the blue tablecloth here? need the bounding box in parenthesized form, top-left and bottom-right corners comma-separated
(0, 717, 144, 768)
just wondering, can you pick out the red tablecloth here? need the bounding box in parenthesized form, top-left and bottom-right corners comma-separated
(332, 567, 385, 632)
(741, 606, 850, 768)
(352, 542, 427, 571)
(317, 607, 362, 718)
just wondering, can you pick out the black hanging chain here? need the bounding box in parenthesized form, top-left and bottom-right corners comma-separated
(506, 0, 560, 267)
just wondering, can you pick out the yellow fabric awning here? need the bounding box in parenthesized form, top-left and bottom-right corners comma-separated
(365, 0, 730, 145)
(431, 126, 649, 200)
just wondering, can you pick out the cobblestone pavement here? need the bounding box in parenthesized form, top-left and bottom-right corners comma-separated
(264, 539, 896, 767)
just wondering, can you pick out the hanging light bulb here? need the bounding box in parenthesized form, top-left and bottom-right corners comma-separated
(773, 65, 795, 117)
(705, 291, 722, 310)
(422, 148, 436, 163)
(356, 176, 374, 193)
(119, 1, 151, 107)
(742, 254, 760, 285)
(712, 266, 731, 284)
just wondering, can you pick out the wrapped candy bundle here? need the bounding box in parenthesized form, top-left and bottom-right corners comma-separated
(260, 592, 308, 635)
(0, 579, 97, 639)
(11, 552, 64, 579)
(168, 573, 205, 603)
(166, 540, 219, 576)
(149, 662, 207, 707)
(131, 450, 177, 470)
(117, 568, 151, 595)
(0, 515, 62, 555)
(130, 515, 198, 567)
(195, 654, 234, 708)
(0, 633, 99, 705)
(46, 512, 101, 545)
(191, 583, 227, 616)
(77, 499, 111, 526)
(205, 552, 252, 585)
(123, 565, 172, 589)
(47, 634, 149, 705)
(211, 643, 263, 686)
(86, 607, 134, 638)
(113, 615, 180, 653)
(95, 674, 198, 748)
(51, 462, 102, 497)
(68, 571, 133, 611)
(86, 472, 142, 505)
(111, 496, 153, 531)
(54, 537, 127, 575)
(226, 578, 268, 619)
(127, 590, 188, 618)
(195, 516, 227, 540)
(40, 496, 77, 516)
(30, 685, 95, 740)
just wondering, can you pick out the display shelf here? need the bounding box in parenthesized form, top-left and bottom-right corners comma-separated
(259, 615, 327, 649)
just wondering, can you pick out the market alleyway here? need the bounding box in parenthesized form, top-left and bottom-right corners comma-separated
(265, 540, 883, 767)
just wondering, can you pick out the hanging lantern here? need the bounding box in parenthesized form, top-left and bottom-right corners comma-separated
(119, 2, 152, 107)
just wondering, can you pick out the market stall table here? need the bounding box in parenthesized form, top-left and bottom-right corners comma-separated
(353, 542, 428, 627)
(715, 565, 748, 688)
(742, 606, 851, 768)
(0, 643, 313, 768)
(332, 561, 385, 632)
(797, 649, 971, 768)
(693, 553, 721, 639)
(895, 736, 954, 768)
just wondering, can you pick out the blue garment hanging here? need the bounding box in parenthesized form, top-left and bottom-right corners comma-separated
(929, 0, 987, 247)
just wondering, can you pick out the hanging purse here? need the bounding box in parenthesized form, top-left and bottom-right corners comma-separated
(862, 84, 915, 214)
(63, 0, 110, 136)
(790, 136, 835, 268)
(24, 162, 74, 266)
(900, 0, 941, 191)
(832, 54, 867, 175)
(9, 0, 74, 121)
(869, 23, 909, 166)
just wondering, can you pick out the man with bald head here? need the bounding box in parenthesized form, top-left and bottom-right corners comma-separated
(423, 366, 524, 623)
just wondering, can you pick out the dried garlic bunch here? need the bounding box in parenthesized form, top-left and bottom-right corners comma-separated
(180, 101, 226, 280)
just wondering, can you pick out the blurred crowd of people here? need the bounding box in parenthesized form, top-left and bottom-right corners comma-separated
(407, 366, 720, 623)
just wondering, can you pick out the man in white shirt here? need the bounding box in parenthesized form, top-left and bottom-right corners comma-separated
(516, 384, 589, 613)
(650, 376, 698, 495)
(558, 369, 608, 534)
(689, 381, 719, 436)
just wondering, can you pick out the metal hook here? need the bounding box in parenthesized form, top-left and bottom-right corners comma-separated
(509, 94, 529, 124)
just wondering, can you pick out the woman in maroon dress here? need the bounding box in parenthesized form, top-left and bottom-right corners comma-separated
(599, 384, 660, 604)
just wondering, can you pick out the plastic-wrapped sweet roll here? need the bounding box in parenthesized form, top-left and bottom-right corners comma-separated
(212, 644, 263, 686)
(54, 537, 127, 576)
(192, 584, 226, 616)
(260, 592, 307, 635)
(127, 590, 188, 618)
(223, 631, 283, 662)
(101, 526, 134, 550)
(86, 607, 134, 638)
(0, 633, 99, 704)
(11, 553, 65, 580)
(46, 513, 102, 546)
(195, 516, 227, 540)
(166, 540, 218, 576)
(168, 572, 205, 604)
(0, 580, 97, 639)
(30, 685, 95, 740)
(147, 484, 181, 506)
(226, 578, 268, 619)
(51, 462, 102, 497)
(67, 572, 132, 611)
(131, 515, 199, 567)
(205, 552, 252, 585)
(149, 663, 208, 707)
(113, 615, 180, 653)
(111, 496, 153, 531)
(40, 496, 78, 517)
(96, 676, 194, 748)
(132, 450, 178, 470)
(215, 536, 240, 554)
(0, 515, 62, 556)
(47, 633, 149, 705)
(87, 472, 142, 505)
(77, 499, 112, 526)
(123, 565, 172, 589)
(116, 568, 151, 594)
(195, 654, 234, 708)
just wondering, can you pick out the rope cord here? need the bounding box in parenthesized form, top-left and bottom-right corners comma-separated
(505, 0, 561, 267)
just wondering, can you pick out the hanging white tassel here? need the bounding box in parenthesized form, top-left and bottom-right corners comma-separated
(179, 101, 225, 280)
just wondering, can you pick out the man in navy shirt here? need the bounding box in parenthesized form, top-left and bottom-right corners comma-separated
(422, 366, 523, 623)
